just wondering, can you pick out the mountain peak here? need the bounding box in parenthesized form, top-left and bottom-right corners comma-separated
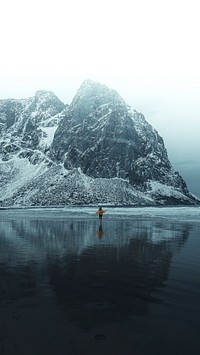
(34, 90, 61, 101)
(79, 79, 97, 88)
(31, 90, 65, 114)
(70, 79, 125, 112)
(79, 78, 107, 88)
(35, 90, 54, 96)
(73, 79, 111, 99)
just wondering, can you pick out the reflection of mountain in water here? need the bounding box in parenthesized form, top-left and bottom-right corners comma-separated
(47, 221, 189, 330)
(0, 218, 189, 258)
(0, 216, 189, 330)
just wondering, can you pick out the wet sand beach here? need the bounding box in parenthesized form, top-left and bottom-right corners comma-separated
(0, 207, 200, 355)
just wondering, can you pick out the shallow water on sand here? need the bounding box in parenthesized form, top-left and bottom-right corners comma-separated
(0, 207, 200, 355)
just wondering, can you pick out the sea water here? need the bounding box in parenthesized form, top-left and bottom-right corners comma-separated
(0, 206, 200, 355)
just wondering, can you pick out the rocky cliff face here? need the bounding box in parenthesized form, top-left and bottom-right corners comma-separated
(0, 90, 66, 157)
(51, 80, 189, 195)
(0, 80, 198, 207)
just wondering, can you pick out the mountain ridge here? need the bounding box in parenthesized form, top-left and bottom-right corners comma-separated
(0, 80, 199, 207)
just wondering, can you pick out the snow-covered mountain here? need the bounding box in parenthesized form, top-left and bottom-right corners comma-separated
(0, 80, 198, 207)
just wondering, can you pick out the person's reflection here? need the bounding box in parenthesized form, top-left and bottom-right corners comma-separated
(97, 223, 104, 239)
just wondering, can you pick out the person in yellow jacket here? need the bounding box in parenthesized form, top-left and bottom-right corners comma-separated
(96, 206, 106, 222)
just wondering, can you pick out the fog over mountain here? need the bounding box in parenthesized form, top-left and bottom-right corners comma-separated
(0, 80, 199, 207)
(1, 0, 200, 200)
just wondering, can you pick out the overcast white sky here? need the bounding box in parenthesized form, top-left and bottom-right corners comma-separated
(1, 0, 200, 196)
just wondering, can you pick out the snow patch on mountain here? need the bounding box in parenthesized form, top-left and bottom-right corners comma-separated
(146, 180, 192, 201)
(39, 126, 58, 149)
(0, 156, 48, 201)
